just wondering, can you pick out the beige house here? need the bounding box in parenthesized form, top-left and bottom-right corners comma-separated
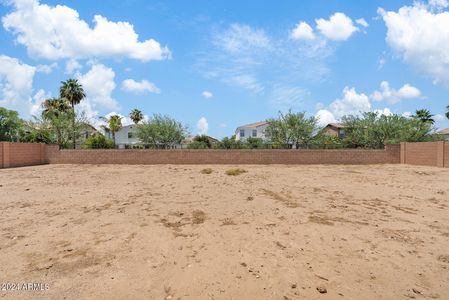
(235, 121, 270, 141)
(323, 123, 346, 139)
(438, 128, 449, 140)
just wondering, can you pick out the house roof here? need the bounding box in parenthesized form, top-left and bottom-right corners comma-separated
(237, 121, 270, 129)
(326, 123, 346, 129)
(438, 128, 449, 135)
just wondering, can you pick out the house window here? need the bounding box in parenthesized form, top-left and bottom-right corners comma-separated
(128, 132, 134, 139)
(338, 129, 345, 138)
(240, 129, 245, 138)
(252, 129, 257, 137)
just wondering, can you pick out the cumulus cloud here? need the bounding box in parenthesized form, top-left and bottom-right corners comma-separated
(373, 108, 393, 116)
(371, 81, 422, 104)
(65, 59, 82, 74)
(0, 55, 37, 115)
(290, 21, 315, 40)
(316, 109, 337, 126)
(77, 64, 119, 111)
(197, 117, 208, 135)
(316, 12, 359, 41)
(121, 79, 161, 94)
(379, 3, 449, 85)
(36, 62, 57, 74)
(30, 89, 51, 116)
(2, 0, 171, 62)
(202, 91, 213, 99)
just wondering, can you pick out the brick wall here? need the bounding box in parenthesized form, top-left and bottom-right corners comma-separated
(0, 142, 47, 169)
(45, 144, 400, 165)
(401, 141, 448, 168)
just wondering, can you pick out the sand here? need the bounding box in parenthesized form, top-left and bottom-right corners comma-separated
(0, 164, 448, 300)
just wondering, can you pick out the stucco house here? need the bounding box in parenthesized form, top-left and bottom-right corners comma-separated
(235, 121, 270, 141)
(104, 124, 140, 148)
(438, 128, 449, 140)
(323, 123, 346, 139)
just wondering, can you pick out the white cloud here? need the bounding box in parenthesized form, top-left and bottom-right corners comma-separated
(356, 18, 369, 28)
(269, 84, 309, 109)
(329, 87, 371, 119)
(77, 64, 119, 111)
(216, 23, 272, 53)
(371, 81, 422, 104)
(2, 0, 171, 62)
(197, 117, 208, 135)
(379, 3, 449, 85)
(0, 55, 37, 116)
(30, 89, 51, 116)
(429, 0, 449, 9)
(315, 109, 337, 127)
(290, 21, 315, 40)
(65, 59, 82, 74)
(374, 108, 394, 116)
(121, 79, 161, 94)
(36, 62, 57, 74)
(224, 74, 264, 93)
(316, 12, 359, 41)
(202, 91, 213, 99)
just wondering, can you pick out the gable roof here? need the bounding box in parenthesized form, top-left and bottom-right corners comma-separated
(325, 123, 346, 129)
(438, 128, 449, 135)
(237, 121, 270, 129)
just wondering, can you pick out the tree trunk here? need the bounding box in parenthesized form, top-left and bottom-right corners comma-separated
(112, 132, 116, 148)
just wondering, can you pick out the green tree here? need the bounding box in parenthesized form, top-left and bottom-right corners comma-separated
(244, 137, 266, 149)
(60, 79, 86, 148)
(342, 112, 440, 149)
(129, 109, 144, 124)
(0, 107, 23, 141)
(136, 114, 187, 149)
(82, 133, 113, 149)
(265, 110, 319, 149)
(446, 105, 449, 120)
(193, 135, 212, 148)
(188, 140, 209, 149)
(413, 109, 435, 124)
(101, 115, 122, 148)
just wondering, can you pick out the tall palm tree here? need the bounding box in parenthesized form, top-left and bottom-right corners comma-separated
(413, 109, 435, 124)
(60, 79, 86, 148)
(101, 115, 122, 148)
(129, 109, 144, 124)
(446, 105, 449, 120)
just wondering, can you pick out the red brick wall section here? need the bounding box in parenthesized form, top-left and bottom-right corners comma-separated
(0, 142, 47, 168)
(445, 142, 449, 168)
(46, 144, 401, 165)
(403, 141, 445, 167)
(0, 142, 3, 168)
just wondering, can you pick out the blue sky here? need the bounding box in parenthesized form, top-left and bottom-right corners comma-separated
(0, 0, 448, 138)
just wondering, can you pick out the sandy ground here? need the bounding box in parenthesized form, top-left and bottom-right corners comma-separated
(0, 164, 449, 300)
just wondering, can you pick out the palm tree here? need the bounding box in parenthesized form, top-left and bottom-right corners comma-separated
(413, 109, 435, 124)
(41, 98, 71, 148)
(60, 79, 86, 148)
(446, 105, 449, 120)
(129, 109, 144, 124)
(101, 115, 122, 148)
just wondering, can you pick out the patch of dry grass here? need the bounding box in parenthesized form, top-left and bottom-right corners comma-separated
(200, 168, 213, 174)
(225, 168, 247, 176)
(192, 210, 206, 224)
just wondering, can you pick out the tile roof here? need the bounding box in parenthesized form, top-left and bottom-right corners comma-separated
(237, 121, 270, 129)
(438, 128, 449, 135)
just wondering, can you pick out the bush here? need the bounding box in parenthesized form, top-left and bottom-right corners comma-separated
(225, 168, 248, 176)
(82, 133, 113, 149)
(188, 141, 209, 149)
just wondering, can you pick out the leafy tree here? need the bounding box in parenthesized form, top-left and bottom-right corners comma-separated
(193, 135, 212, 148)
(446, 105, 449, 120)
(310, 131, 343, 149)
(19, 120, 55, 144)
(60, 79, 86, 148)
(101, 115, 122, 147)
(265, 110, 319, 149)
(136, 114, 187, 149)
(82, 133, 113, 149)
(342, 112, 441, 149)
(245, 137, 266, 149)
(413, 109, 435, 124)
(0, 107, 23, 141)
(129, 109, 144, 124)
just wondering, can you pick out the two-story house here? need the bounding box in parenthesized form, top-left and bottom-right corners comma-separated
(235, 121, 270, 141)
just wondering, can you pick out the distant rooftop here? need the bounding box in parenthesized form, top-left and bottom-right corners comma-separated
(438, 128, 449, 135)
(326, 123, 346, 129)
(237, 121, 270, 129)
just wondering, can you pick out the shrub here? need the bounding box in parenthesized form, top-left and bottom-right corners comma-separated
(188, 141, 209, 149)
(201, 168, 213, 174)
(225, 168, 248, 176)
(82, 133, 113, 149)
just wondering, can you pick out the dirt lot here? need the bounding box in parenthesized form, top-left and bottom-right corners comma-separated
(0, 164, 448, 300)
